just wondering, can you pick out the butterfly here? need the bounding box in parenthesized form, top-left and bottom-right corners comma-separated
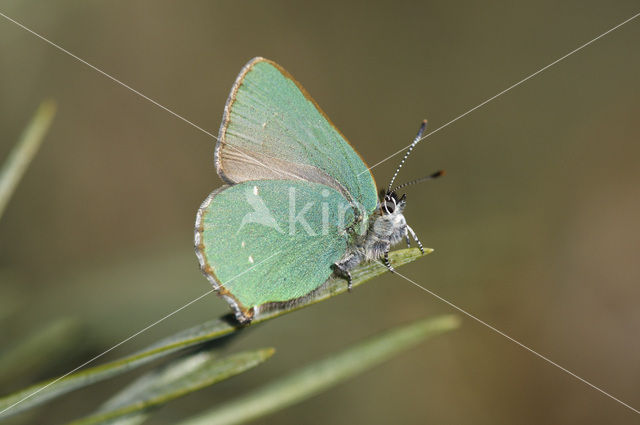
(195, 57, 441, 323)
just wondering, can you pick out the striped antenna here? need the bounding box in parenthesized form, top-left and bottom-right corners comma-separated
(392, 170, 444, 193)
(387, 120, 427, 190)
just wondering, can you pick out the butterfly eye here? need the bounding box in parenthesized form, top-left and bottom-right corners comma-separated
(382, 196, 396, 214)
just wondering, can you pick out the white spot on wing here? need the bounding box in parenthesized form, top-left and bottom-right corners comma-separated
(248, 255, 254, 264)
(241, 241, 246, 248)
(253, 186, 258, 196)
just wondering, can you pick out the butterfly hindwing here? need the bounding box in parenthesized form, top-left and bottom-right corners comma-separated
(195, 179, 355, 321)
(215, 57, 378, 216)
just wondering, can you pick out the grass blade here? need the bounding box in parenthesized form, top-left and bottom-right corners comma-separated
(0, 248, 427, 418)
(0, 100, 56, 219)
(178, 314, 460, 425)
(66, 348, 275, 425)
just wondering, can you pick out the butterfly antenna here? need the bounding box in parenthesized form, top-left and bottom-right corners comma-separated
(392, 170, 445, 193)
(387, 119, 427, 190)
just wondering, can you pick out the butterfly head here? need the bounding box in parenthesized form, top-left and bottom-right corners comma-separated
(380, 191, 406, 216)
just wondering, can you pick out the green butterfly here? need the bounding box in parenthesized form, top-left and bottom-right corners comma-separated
(195, 57, 438, 323)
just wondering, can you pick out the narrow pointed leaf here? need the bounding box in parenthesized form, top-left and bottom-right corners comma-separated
(0, 100, 56, 219)
(0, 248, 427, 418)
(179, 314, 460, 425)
(67, 348, 275, 425)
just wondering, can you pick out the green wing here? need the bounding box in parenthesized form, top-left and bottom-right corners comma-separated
(215, 57, 378, 216)
(195, 180, 355, 322)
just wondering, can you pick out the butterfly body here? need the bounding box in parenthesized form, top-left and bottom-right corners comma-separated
(195, 57, 425, 323)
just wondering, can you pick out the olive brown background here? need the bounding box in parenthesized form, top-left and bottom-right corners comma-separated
(1, 1, 639, 424)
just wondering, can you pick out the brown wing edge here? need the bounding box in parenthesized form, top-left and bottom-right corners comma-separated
(194, 185, 254, 324)
(214, 56, 377, 196)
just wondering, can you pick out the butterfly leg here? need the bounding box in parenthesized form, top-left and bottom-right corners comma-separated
(405, 233, 411, 248)
(345, 270, 353, 292)
(383, 250, 396, 273)
(332, 262, 354, 292)
(406, 224, 424, 254)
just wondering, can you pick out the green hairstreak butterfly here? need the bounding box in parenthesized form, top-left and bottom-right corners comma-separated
(195, 57, 440, 323)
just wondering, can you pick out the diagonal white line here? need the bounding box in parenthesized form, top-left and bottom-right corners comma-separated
(362, 11, 640, 176)
(0, 11, 218, 140)
(0, 251, 280, 416)
(391, 269, 640, 415)
(2, 4, 638, 417)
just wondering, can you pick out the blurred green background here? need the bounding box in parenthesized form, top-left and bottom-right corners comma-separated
(1, 1, 639, 424)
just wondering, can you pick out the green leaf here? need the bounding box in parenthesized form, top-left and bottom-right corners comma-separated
(0, 248, 427, 419)
(66, 348, 275, 425)
(0, 100, 56, 219)
(178, 315, 460, 425)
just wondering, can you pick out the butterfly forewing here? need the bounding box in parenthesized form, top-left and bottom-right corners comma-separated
(216, 57, 378, 216)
